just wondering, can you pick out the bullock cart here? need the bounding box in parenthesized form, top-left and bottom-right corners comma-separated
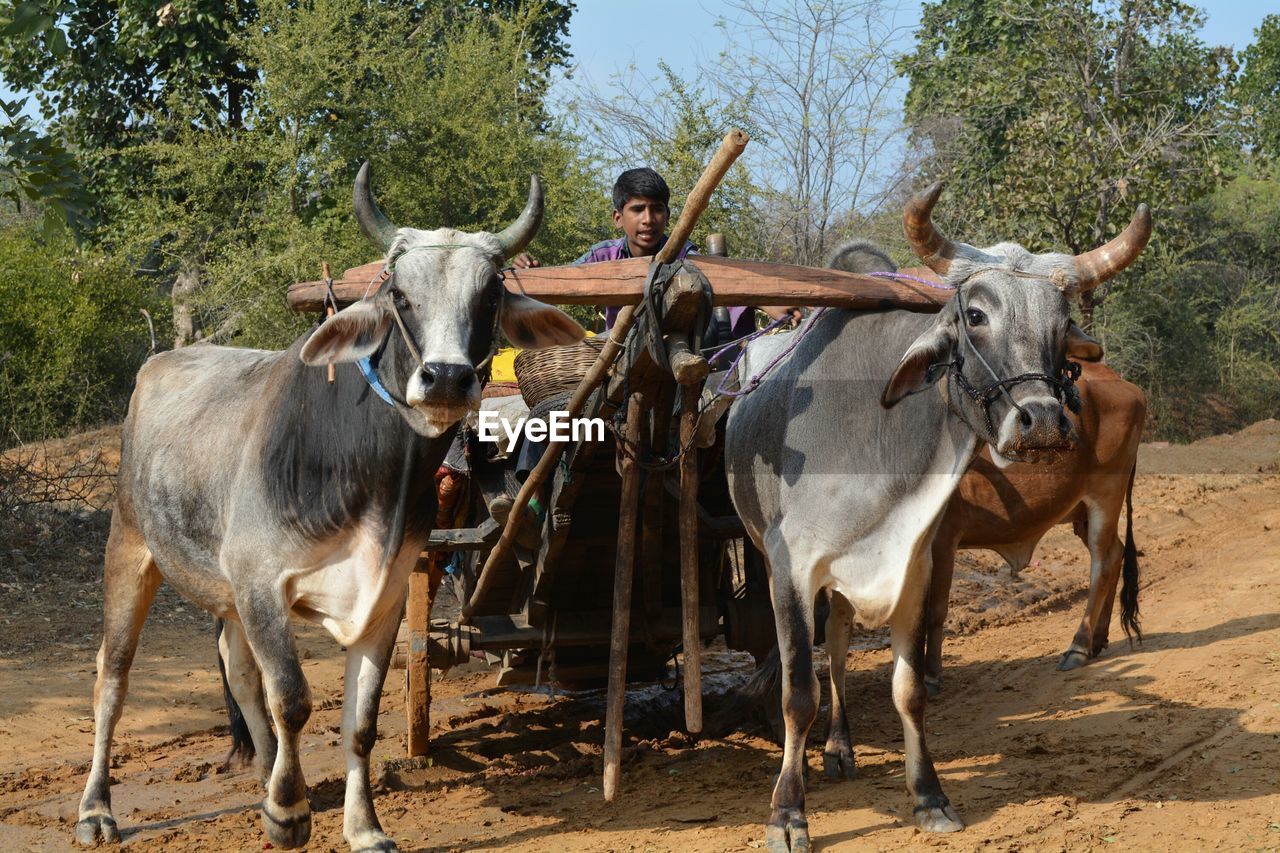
(286, 133, 951, 799)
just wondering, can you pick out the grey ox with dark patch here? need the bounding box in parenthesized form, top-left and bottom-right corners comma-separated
(74, 164, 585, 851)
(724, 184, 1151, 852)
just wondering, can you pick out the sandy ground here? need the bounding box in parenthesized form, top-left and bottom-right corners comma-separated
(1, 421, 1278, 851)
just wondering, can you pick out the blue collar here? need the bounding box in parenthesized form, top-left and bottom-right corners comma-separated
(356, 357, 396, 406)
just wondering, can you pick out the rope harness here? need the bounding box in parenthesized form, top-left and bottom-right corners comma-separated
(925, 269, 1083, 442)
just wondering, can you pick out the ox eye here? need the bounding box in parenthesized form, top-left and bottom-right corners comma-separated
(965, 308, 987, 327)
(389, 287, 410, 310)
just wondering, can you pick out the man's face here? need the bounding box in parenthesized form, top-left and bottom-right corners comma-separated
(613, 195, 669, 256)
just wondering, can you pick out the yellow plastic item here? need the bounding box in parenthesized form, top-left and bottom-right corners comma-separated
(490, 330, 595, 384)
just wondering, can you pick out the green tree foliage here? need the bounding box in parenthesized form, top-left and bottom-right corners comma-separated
(900, 0, 1278, 437)
(0, 0, 259, 220)
(0, 223, 166, 443)
(0, 0, 574, 225)
(101, 0, 601, 349)
(1237, 14, 1280, 159)
(899, 0, 1236, 321)
(0, 98, 92, 235)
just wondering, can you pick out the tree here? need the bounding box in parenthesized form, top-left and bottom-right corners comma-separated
(104, 0, 601, 348)
(899, 0, 1237, 323)
(0, 98, 92, 234)
(712, 0, 911, 265)
(1237, 14, 1280, 159)
(574, 62, 763, 255)
(0, 222, 164, 441)
(0, 0, 575, 225)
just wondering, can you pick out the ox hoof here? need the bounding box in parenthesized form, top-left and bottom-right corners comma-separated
(924, 674, 944, 697)
(822, 747, 857, 780)
(1056, 649, 1091, 671)
(75, 814, 121, 846)
(914, 799, 964, 833)
(261, 800, 312, 849)
(765, 816, 811, 853)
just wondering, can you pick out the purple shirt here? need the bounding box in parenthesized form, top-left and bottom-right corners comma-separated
(575, 236, 755, 337)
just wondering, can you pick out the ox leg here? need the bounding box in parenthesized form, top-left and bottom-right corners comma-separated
(340, 607, 402, 852)
(765, 562, 819, 853)
(924, 534, 959, 697)
(236, 589, 313, 849)
(76, 517, 162, 846)
(1060, 500, 1124, 670)
(218, 618, 278, 785)
(822, 592, 855, 780)
(890, 584, 963, 833)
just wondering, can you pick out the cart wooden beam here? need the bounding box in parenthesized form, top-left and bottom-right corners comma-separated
(287, 256, 949, 313)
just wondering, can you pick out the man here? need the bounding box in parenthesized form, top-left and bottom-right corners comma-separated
(515, 167, 798, 335)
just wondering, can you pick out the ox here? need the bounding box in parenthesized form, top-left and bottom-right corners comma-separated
(927, 359, 1146, 689)
(74, 165, 585, 851)
(724, 185, 1150, 851)
(826, 247, 1148, 688)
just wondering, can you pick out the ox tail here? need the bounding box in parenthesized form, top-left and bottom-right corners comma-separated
(707, 647, 785, 745)
(1119, 463, 1142, 644)
(215, 618, 256, 766)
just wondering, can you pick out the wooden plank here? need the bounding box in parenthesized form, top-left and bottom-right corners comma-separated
(405, 570, 432, 756)
(416, 518, 501, 557)
(287, 256, 950, 313)
(678, 384, 703, 734)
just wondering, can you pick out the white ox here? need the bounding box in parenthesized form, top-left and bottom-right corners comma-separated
(724, 184, 1151, 852)
(74, 164, 585, 851)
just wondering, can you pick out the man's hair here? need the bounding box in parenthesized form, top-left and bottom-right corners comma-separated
(612, 168, 670, 211)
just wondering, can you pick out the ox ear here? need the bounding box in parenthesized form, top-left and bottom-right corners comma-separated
(500, 292, 587, 349)
(1066, 321, 1103, 361)
(300, 301, 391, 366)
(881, 315, 957, 409)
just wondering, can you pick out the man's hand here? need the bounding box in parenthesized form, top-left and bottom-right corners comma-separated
(512, 252, 540, 269)
(761, 306, 803, 328)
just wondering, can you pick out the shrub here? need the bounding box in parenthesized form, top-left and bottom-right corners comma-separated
(0, 223, 168, 445)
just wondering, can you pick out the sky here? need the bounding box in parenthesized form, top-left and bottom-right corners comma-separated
(551, 0, 1275, 210)
(1, 0, 1274, 126)
(562, 0, 1274, 95)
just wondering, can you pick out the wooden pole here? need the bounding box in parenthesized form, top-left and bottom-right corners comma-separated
(289, 256, 951, 313)
(602, 393, 645, 802)
(678, 383, 703, 734)
(657, 130, 748, 265)
(405, 569, 432, 756)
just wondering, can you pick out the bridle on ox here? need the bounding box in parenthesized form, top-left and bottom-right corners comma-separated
(350, 246, 506, 409)
(927, 268, 1083, 442)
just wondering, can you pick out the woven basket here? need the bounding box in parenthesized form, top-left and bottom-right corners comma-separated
(514, 336, 607, 409)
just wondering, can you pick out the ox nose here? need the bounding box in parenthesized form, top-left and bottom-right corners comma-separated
(417, 363, 476, 402)
(998, 397, 1075, 456)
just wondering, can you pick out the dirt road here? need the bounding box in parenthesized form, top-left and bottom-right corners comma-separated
(2, 422, 1278, 851)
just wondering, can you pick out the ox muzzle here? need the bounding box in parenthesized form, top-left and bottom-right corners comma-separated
(994, 392, 1076, 463)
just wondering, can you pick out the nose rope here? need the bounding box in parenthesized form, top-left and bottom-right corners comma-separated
(954, 287, 1032, 426)
(939, 286, 1082, 442)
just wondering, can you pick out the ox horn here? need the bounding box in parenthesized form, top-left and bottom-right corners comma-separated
(903, 182, 958, 275)
(494, 175, 544, 259)
(1073, 204, 1152, 292)
(353, 161, 398, 252)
